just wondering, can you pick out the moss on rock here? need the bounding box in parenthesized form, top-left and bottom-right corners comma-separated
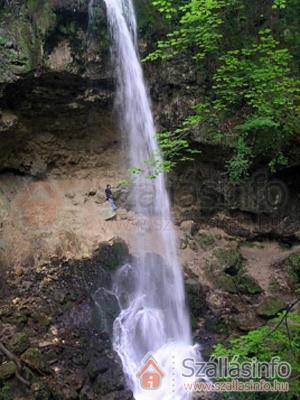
(215, 273, 237, 293)
(21, 347, 46, 372)
(0, 383, 13, 400)
(256, 296, 286, 318)
(213, 248, 243, 275)
(196, 233, 216, 250)
(236, 274, 263, 295)
(8, 331, 30, 355)
(185, 279, 206, 321)
(0, 362, 16, 382)
(94, 238, 129, 270)
(287, 253, 300, 285)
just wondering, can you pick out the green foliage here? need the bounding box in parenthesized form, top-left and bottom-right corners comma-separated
(158, 130, 201, 165)
(146, 0, 235, 61)
(273, 0, 287, 9)
(201, 29, 298, 180)
(152, 0, 178, 21)
(129, 130, 199, 178)
(227, 136, 252, 181)
(213, 312, 300, 399)
(147, 0, 300, 181)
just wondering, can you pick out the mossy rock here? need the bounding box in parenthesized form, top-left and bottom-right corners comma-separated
(268, 278, 282, 294)
(8, 332, 30, 355)
(287, 253, 300, 285)
(94, 238, 129, 270)
(102, 208, 117, 221)
(111, 238, 129, 265)
(0, 383, 13, 400)
(204, 317, 229, 335)
(31, 382, 52, 400)
(213, 248, 243, 275)
(215, 273, 237, 294)
(185, 279, 206, 320)
(196, 233, 216, 251)
(256, 297, 286, 319)
(21, 347, 46, 372)
(236, 274, 263, 295)
(0, 362, 16, 382)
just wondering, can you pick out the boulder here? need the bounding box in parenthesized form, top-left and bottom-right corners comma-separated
(93, 365, 125, 396)
(94, 238, 129, 270)
(21, 347, 46, 372)
(0, 362, 16, 382)
(180, 220, 195, 236)
(215, 274, 237, 294)
(185, 279, 206, 319)
(256, 297, 286, 318)
(286, 253, 300, 285)
(233, 310, 263, 332)
(8, 331, 30, 355)
(213, 248, 243, 275)
(92, 288, 120, 334)
(236, 274, 263, 295)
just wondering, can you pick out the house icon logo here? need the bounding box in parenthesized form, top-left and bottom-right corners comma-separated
(137, 355, 165, 390)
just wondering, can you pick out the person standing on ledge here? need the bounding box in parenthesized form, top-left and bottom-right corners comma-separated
(105, 184, 117, 211)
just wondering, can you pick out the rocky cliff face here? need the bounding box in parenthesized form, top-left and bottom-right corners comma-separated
(0, 1, 299, 400)
(0, 237, 134, 400)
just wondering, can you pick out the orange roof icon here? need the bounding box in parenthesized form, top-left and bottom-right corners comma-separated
(137, 355, 165, 378)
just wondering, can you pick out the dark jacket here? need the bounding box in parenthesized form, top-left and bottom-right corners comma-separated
(105, 188, 113, 200)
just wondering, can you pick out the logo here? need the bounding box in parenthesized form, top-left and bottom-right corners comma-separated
(137, 355, 165, 390)
(15, 180, 62, 229)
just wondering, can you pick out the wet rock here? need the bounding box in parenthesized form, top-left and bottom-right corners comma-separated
(87, 355, 110, 380)
(111, 238, 130, 266)
(256, 297, 286, 318)
(93, 365, 125, 396)
(94, 238, 129, 270)
(185, 279, 207, 319)
(93, 288, 120, 333)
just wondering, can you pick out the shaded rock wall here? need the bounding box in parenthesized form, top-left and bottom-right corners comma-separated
(0, 238, 133, 400)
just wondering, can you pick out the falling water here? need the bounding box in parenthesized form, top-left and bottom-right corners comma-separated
(91, 0, 200, 398)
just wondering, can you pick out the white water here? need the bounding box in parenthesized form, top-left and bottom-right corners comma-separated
(93, 0, 201, 398)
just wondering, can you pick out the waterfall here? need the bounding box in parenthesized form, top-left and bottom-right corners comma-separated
(91, 0, 200, 398)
